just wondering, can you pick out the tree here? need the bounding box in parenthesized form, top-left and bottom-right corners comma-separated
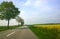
(16, 16, 24, 26)
(21, 19, 24, 26)
(0, 1, 20, 28)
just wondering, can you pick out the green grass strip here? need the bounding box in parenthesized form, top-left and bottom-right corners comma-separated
(29, 26, 60, 39)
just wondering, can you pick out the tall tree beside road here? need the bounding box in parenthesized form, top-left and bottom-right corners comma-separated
(16, 16, 24, 26)
(0, 1, 20, 28)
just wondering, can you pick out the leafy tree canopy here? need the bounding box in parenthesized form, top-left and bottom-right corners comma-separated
(0, 1, 20, 20)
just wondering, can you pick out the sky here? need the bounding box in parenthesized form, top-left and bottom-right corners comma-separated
(0, 0, 60, 26)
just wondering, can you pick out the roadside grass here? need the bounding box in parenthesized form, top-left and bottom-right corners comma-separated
(29, 24, 60, 39)
(0, 25, 20, 32)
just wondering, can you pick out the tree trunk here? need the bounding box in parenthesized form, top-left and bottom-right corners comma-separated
(21, 22, 24, 26)
(8, 19, 9, 29)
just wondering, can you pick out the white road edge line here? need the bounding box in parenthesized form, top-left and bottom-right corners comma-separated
(6, 31, 15, 37)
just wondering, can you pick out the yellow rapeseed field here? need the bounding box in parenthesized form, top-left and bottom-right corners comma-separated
(30, 24, 60, 39)
(34, 24, 60, 29)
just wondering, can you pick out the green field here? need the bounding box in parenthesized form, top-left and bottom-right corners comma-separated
(29, 24, 60, 39)
(0, 25, 20, 32)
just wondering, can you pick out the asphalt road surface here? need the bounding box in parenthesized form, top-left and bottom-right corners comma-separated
(0, 26, 38, 39)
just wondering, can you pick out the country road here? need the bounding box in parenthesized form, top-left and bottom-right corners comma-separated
(0, 26, 38, 39)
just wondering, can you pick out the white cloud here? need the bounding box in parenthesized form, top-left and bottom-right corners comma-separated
(21, 10, 25, 13)
(23, 0, 52, 12)
(3, 0, 13, 1)
(23, 0, 48, 8)
(19, 10, 26, 18)
(33, 0, 48, 7)
(23, 0, 31, 6)
(0, 20, 7, 26)
(33, 0, 42, 7)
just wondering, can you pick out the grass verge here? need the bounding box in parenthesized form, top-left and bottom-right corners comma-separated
(0, 25, 20, 32)
(29, 25, 60, 39)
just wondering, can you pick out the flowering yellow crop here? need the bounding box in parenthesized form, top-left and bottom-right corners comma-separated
(34, 24, 60, 29)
